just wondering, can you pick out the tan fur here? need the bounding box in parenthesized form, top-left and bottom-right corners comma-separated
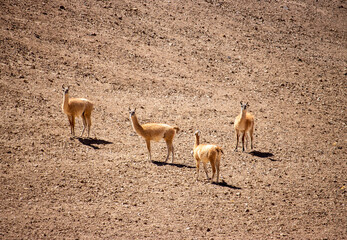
(129, 108, 179, 162)
(193, 130, 223, 183)
(234, 102, 254, 152)
(62, 85, 93, 138)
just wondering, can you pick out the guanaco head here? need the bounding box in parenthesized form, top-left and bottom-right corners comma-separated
(62, 85, 69, 94)
(240, 101, 249, 111)
(194, 130, 201, 137)
(128, 107, 136, 118)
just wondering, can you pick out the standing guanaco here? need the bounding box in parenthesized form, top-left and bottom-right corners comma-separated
(62, 85, 93, 138)
(193, 130, 223, 183)
(234, 101, 254, 151)
(129, 108, 179, 162)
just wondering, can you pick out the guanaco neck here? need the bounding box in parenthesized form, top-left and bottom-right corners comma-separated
(194, 135, 200, 149)
(240, 108, 247, 119)
(130, 114, 145, 136)
(63, 92, 70, 111)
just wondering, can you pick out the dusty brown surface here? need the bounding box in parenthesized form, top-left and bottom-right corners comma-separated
(1, 0, 346, 239)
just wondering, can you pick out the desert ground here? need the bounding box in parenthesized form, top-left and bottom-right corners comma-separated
(0, 0, 346, 239)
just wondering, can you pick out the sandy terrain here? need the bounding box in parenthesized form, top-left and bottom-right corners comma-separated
(1, 0, 346, 239)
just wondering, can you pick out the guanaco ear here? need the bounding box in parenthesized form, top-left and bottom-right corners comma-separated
(240, 101, 243, 106)
(62, 84, 65, 89)
(246, 102, 249, 107)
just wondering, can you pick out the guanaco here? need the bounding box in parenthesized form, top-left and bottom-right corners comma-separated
(193, 130, 223, 183)
(234, 101, 254, 152)
(129, 108, 179, 162)
(62, 85, 93, 138)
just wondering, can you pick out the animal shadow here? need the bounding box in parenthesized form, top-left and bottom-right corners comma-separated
(77, 137, 113, 149)
(249, 150, 278, 161)
(152, 161, 195, 169)
(212, 180, 242, 189)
